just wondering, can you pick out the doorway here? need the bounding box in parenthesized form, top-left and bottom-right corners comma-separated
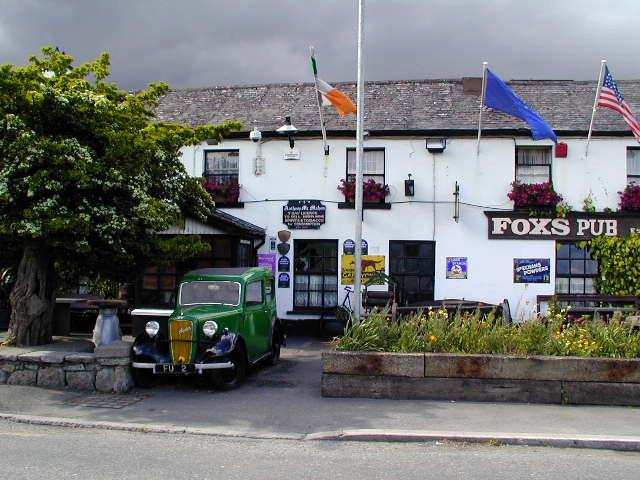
(389, 240, 435, 306)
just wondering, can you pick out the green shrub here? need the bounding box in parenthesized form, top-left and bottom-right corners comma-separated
(335, 307, 640, 358)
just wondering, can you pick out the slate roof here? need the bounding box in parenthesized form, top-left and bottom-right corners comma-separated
(155, 78, 640, 136)
(209, 209, 265, 238)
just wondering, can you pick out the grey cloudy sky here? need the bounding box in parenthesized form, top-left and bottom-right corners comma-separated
(2, 0, 639, 90)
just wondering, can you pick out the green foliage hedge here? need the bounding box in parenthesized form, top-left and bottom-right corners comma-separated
(587, 234, 640, 296)
(335, 307, 640, 358)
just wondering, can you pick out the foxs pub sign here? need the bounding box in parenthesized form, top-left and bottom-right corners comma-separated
(485, 211, 640, 240)
(283, 200, 326, 230)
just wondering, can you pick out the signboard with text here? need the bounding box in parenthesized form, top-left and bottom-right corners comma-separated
(446, 257, 468, 279)
(485, 211, 640, 240)
(257, 253, 276, 274)
(341, 255, 385, 285)
(513, 258, 550, 283)
(283, 200, 326, 229)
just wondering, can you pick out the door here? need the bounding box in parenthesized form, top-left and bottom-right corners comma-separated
(293, 240, 339, 311)
(244, 280, 270, 361)
(389, 241, 435, 306)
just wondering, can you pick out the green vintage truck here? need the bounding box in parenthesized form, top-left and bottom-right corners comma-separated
(131, 267, 284, 389)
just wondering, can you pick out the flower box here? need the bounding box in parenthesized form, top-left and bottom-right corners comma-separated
(338, 178, 390, 204)
(508, 181, 562, 210)
(204, 179, 241, 206)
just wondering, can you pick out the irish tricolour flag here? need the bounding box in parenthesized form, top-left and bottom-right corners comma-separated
(311, 55, 356, 117)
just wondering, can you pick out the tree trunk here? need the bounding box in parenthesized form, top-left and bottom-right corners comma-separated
(2, 246, 55, 346)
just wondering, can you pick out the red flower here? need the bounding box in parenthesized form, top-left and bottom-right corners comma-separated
(338, 178, 390, 203)
(619, 184, 640, 212)
(203, 179, 240, 204)
(508, 181, 562, 208)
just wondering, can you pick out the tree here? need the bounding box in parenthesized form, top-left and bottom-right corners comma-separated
(0, 47, 241, 346)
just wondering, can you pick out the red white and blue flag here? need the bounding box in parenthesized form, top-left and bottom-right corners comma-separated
(598, 65, 640, 141)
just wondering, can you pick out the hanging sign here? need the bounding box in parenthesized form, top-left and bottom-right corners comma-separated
(485, 211, 640, 240)
(343, 239, 368, 255)
(278, 256, 290, 272)
(341, 255, 385, 285)
(257, 253, 277, 273)
(278, 273, 290, 288)
(283, 200, 326, 229)
(513, 258, 550, 283)
(446, 257, 468, 279)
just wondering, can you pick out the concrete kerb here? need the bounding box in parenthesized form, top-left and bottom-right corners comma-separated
(2, 412, 640, 452)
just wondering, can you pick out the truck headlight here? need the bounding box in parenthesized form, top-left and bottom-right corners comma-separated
(203, 321, 218, 338)
(145, 321, 160, 338)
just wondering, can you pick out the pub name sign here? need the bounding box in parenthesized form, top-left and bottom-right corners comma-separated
(485, 211, 640, 240)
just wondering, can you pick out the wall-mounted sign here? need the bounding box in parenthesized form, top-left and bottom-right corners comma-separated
(277, 243, 290, 255)
(343, 239, 368, 255)
(485, 211, 640, 240)
(283, 149, 302, 161)
(257, 253, 277, 273)
(283, 200, 326, 230)
(341, 255, 386, 285)
(278, 273, 290, 288)
(446, 257, 468, 279)
(277, 230, 291, 242)
(278, 256, 290, 272)
(269, 237, 277, 251)
(514, 258, 550, 283)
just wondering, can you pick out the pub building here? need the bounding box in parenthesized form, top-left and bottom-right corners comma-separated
(140, 76, 640, 325)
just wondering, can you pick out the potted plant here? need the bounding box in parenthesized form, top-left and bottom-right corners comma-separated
(508, 181, 562, 213)
(338, 178, 390, 204)
(618, 184, 640, 212)
(204, 179, 241, 205)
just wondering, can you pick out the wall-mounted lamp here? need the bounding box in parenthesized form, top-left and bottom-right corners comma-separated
(205, 138, 219, 145)
(404, 174, 415, 197)
(426, 138, 447, 153)
(277, 115, 298, 149)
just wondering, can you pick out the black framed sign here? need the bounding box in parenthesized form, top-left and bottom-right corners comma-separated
(283, 200, 326, 229)
(278, 273, 290, 288)
(278, 256, 290, 272)
(343, 239, 368, 255)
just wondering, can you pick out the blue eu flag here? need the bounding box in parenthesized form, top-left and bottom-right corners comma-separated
(485, 69, 557, 143)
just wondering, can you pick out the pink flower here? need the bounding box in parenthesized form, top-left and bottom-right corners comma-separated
(508, 181, 562, 208)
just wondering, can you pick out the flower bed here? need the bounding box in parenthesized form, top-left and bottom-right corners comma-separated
(322, 309, 640, 405)
(338, 178, 390, 203)
(508, 181, 562, 209)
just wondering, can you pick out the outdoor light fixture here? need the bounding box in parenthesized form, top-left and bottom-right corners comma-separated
(277, 115, 298, 149)
(205, 138, 219, 145)
(404, 174, 415, 197)
(426, 138, 447, 153)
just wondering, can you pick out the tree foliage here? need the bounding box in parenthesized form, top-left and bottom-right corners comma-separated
(0, 46, 241, 282)
(587, 234, 640, 296)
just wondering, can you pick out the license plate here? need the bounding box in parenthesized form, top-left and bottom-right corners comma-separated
(154, 363, 195, 375)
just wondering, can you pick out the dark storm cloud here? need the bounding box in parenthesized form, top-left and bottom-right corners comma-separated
(1, 0, 639, 90)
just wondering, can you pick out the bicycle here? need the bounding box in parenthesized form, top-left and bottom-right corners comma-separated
(335, 286, 354, 328)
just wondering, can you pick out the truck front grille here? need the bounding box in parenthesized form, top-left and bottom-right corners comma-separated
(169, 320, 194, 364)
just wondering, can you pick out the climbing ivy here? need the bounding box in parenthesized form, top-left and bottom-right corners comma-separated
(586, 234, 640, 295)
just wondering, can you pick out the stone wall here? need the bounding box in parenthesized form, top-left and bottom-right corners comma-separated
(0, 341, 133, 393)
(322, 351, 640, 406)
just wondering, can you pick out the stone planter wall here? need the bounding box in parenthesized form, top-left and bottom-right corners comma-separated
(322, 351, 640, 406)
(0, 341, 133, 393)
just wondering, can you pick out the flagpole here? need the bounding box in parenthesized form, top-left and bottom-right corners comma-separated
(353, 0, 365, 324)
(476, 61, 488, 156)
(310, 46, 330, 177)
(586, 59, 606, 157)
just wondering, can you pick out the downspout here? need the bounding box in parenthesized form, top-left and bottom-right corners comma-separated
(432, 151, 436, 241)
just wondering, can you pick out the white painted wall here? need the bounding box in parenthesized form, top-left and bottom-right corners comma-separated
(179, 134, 635, 321)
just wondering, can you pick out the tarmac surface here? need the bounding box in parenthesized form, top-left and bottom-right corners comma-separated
(1, 337, 640, 444)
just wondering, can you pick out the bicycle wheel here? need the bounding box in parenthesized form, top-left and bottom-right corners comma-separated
(335, 306, 353, 331)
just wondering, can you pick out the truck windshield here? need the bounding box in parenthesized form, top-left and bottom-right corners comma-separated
(179, 281, 240, 306)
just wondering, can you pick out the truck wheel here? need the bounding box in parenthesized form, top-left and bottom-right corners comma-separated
(215, 345, 247, 390)
(133, 368, 156, 388)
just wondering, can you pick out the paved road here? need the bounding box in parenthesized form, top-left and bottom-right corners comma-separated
(2, 337, 640, 439)
(2, 420, 640, 480)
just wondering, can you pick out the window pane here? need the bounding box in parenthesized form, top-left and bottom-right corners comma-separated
(585, 260, 598, 275)
(294, 292, 308, 307)
(570, 260, 585, 275)
(556, 243, 571, 259)
(556, 277, 569, 294)
(324, 292, 338, 307)
(246, 281, 263, 305)
(627, 149, 640, 176)
(295, 276, 308, 290)
(570, 278, 585, 294)
(205, 151, 239, 175)
(585, 278, 596, 294)
(324, 275, 338, 288)
(570, 244, 585, 259)
(309, 275, 323, 290)
(517, 147, 552, 165)
(557, 260, 570, 275)
(309, 291, 323, 306)
(347, 149, 384, 175)
(515, 165, 550, 184)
